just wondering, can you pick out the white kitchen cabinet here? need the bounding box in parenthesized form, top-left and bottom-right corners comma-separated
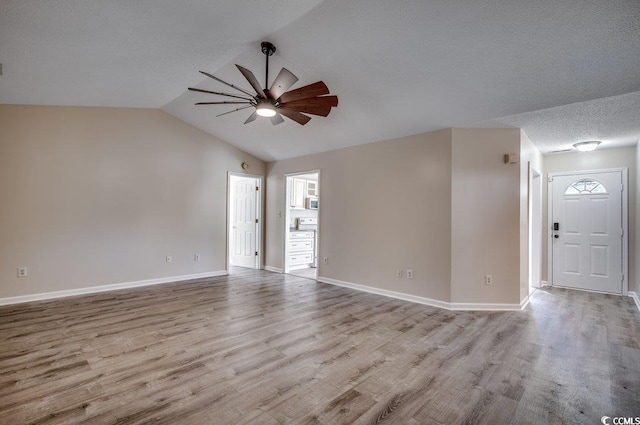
(290, 178, 306, 209)
(288, 231, 315, 269)
(306, 181, 318, 197)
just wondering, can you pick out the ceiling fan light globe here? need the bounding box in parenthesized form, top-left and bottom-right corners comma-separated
(256, 106, 276, 117)
(573, 141, 601, 152)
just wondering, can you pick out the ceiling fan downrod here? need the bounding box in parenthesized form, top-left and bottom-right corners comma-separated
(261, 41, 276, 97)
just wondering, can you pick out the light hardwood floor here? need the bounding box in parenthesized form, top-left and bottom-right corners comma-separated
(1, 268, 639, 424)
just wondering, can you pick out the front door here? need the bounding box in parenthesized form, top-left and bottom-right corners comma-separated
(551, 170, 624, 294)
(230, 175, 259, 268)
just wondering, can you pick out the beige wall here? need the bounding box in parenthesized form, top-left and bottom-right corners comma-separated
(542, 146, 637, 292)
(450, 128, 524, 304)
(266, 129, 453, 302)
(0, 105, 264, 298)
(267, 128, 533, 306)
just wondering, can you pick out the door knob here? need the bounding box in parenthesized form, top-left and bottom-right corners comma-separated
(554, 234, 559, 238)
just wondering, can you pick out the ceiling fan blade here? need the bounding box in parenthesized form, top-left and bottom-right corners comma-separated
(278, 108, 312, 125)
(279, 81, 329, 103)
(270, 114, 285, 126)
(244, 111, 258, 124)
(195, 101, 252, 105)
(269, 68, 298, 100)
(199, 71, 255, 97)
(188, 87, 253, 101)
(216, 105, 254, 117)
(236, 65, 266, 98)
(284, 105, 332, 117)
(281, 95, 338, 108)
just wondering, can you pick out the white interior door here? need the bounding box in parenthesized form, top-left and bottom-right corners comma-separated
(230, 176, 259, 268)
(551, 171, 624, 294)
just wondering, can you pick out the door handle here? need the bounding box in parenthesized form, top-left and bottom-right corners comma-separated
(554, 234, 559, 239)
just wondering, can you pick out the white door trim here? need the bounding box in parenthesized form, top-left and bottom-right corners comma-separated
(547, 168, 628, 295)
(284, 169, 321, 274)
(227, 172, 263, 271)
(529, 165, 542, 290)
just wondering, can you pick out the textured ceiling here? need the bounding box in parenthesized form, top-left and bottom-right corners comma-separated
(2, 0, 639, 161)
(473, 90, 640, 154)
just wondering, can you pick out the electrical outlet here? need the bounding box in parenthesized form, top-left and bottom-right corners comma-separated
(194, 254, 200, 262)
(485, 275, 492, 285)
(323, 257, 328, 265)
(166, 256, 172, 263)
(406, 269, 414, 279)
(396, 269, 403, 278)
(17, 267, 28, 277)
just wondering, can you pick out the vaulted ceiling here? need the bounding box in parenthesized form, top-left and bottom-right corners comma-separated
(2, 0, 639, 161)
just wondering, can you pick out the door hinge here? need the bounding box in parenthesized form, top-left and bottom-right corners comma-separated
(621, 229, 624, 237)
(255, 251, 258, 256)
(256, 186, 259, 191)
(255, 218, 259, 223)
(548, 176, 553, 182)
(622, 274, 624, 282)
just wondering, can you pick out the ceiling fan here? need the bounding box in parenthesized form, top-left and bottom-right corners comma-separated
(188, 42, 338, 126)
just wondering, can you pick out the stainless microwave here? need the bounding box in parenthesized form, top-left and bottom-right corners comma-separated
(305, 197, 319, 209)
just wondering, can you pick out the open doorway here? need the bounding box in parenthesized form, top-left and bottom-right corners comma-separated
(227, 173, 262, 271)
(284, 171, 320, 280)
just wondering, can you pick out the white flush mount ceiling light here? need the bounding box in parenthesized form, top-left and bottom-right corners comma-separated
(573, 141, 601, 152)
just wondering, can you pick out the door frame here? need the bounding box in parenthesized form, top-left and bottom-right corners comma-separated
(529, 165, 542, 291)
(283, 169, 321, 274)
(547, 168, 628, 295)
(227, 172, 263, 272)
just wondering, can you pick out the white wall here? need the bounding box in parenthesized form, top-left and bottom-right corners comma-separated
(520, 132, 544, 301)
(542, 146, 637, 291)
(0, 105, 264, 298)
(266, 129, 453, 302)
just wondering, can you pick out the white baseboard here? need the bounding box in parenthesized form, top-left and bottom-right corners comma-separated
(521, 288, 536, 310)
(0, 271, 227, 306)
(629, 291, 640, 311)
(264, 266, 283, 273)
(317, 276, 450, 310)
(317, 276, 525, 311)
(450, 301, 526, 311)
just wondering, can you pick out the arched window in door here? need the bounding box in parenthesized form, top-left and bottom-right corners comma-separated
(564, 178, 607, 195)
